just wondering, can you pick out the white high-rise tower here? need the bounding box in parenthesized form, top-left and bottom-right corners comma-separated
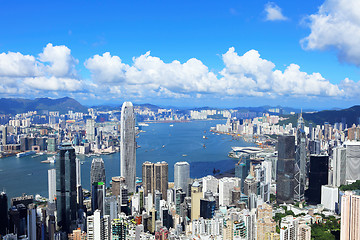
(120, 102, 136, 193)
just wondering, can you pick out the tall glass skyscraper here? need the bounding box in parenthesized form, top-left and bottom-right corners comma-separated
(56, 142, 77, 233)
(0, 192, 8, 236)
(295, 113, 306, 202)
(90, 158, 106, 185)
(120, 102, 136, 193)
(174, 162, 190, 196)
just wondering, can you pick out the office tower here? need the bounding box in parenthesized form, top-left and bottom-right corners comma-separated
(48, 169, 56, 203)
(91, 158, 106, 186)
(331, 146, 346, 187)
(345, 142, 360, 182)
(174, 162, 190, 195)
(142, 161, 169, 200)
(1, 125, 7, 145)
(86, 119, 96, 142)
(104, 196, 118, 221)
(202, 175, 219, 196)
(47, 137, 57, 152)
(11, 195, 34, 207)
(75, 158, 83, 208)
(87, 210, 111, 240)
(111, 176, 125, 196)
(142, 161, 154, 195)
(191, 181, 202, 221)
(340, 191, 360, 240)
(219, 177, 240, 206)
(200, 198, 216, 219)
(0, 192, 8, 236)
(8, 204, 27, 236)
(235, 156, 251, 192)
(27, 204, 37, 240)
(68, 229, 87, 240)
(92, 182, 105, 216)
(276, 135, 295, 204)
(321, 185, 339, 212)
(56, 142, 77, 233)
(154, 162, 168, 201)
(306, 155, 329, 204)
(294, 114, 306, 202)
(243, 174, 257, 197)
(120, 102, 136, 193)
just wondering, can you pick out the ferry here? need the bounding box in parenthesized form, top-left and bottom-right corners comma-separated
(16, 151, 36, 158)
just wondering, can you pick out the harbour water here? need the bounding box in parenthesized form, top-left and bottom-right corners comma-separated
(0, 120, 254, 200)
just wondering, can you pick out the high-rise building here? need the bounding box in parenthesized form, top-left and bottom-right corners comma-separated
(0, 192, 8, 236)
(191, 181, 202, 221)
(276, 135, 295, 204)
(244, 174, 257, 197)
(340, 191, 360, 240)
(306, 155, 329, 204)
(75, 158, 83, 208)
(219, 177, 240, 206)
(298, 224, 311, 240)
(294, 113, 306, 202)
(48, 169, 56, 203)
(235, 156, 251, 192)
(92, 182, 106, 216)
(142, 161, 169, 200)
(174, 162, 190, 195)
(27, 204, 37, 240)
(120, 102, 136, 193)
(345, 142, 360, 182)
(91, 158, 106, 186)
(330, 146, 346, 187)
(56, 142, 78, 233)
(86, 119, 96, 142)
(142, 161, 154, 196)
(87, 210, 111, 240)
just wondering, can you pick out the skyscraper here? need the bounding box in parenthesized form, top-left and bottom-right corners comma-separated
(306, 155, 329, 204)
(276, 135, 295, 204)
(91, 158, 106, 186)
(120, 102, 136, 193)
(340, 191, 360, 240)
(0, 192, 8, 236)
(86, 119, 96, 142)
(92, 182, 105, 216)
(48, 169, 56, 203)
(174, 162, 190, 195)
(142, 161, 169, 200)
(294, 113, 306, 202)
(56, 142, 77, 233)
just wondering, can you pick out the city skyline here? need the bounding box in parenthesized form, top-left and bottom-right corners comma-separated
(0, 0, 359, 109)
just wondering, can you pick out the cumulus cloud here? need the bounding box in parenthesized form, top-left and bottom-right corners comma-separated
(0, 43, 83, 95)
(301, 0, 360, 66)
(39, 43, 78, 77)
(85, 47, 351, 99)
(85, 52, 129, 83)
(264, 2, 288, 21)
(0, 52, 41, 77)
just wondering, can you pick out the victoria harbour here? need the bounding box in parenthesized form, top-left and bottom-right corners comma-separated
(0, 120, 252, 200)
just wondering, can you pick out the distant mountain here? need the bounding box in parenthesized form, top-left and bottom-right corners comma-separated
(0, 97, 87, 114)
(303, 105, 360, 125)
(91, 103, 162, 112)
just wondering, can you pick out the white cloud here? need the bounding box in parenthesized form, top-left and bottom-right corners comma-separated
(301, 0, 360, 66)
(23, 76, 83, 91)
(84, 52, 129, 83)
(85, 47, 348, 99)
(0, 52, 41, 77)
(39, 43, 78, 77)
(264, 2, 288, 21)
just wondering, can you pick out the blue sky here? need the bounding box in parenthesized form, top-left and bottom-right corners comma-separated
(0, 0, 359, 109)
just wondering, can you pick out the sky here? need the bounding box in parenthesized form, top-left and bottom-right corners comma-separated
(0, 0, 360, 109)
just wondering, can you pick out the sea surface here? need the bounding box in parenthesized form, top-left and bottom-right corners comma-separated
(0, 120, 254, 200)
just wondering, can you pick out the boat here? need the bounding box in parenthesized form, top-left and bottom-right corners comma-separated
(16, 151, 36, 158)
(41, 155, 56, 163)
(182, 154, 187, 157)
(170, 124, 174, 127)
(162, 145, 165, 148)
(203, 144, 206, 148)
(203, 136, 208, 139)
